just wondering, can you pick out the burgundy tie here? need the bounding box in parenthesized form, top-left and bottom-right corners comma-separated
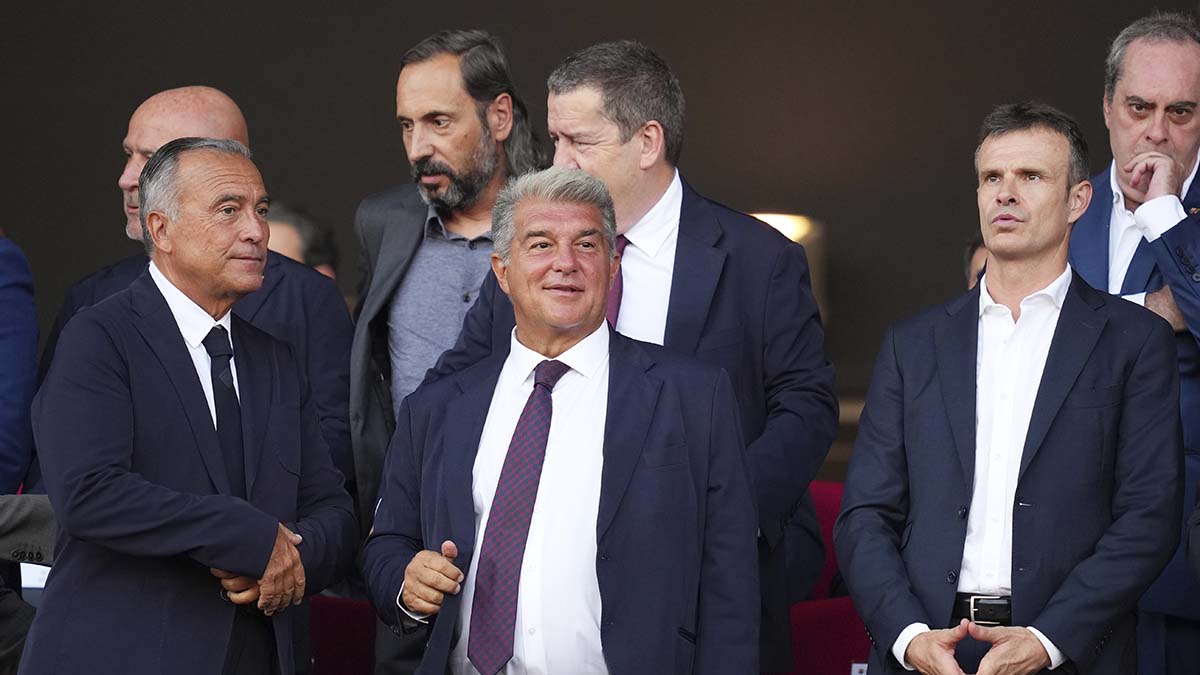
(468, 359, 572, 675)
(605, 235, 630, 327)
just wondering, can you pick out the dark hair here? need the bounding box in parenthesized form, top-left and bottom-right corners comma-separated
(1106, 11, 1200, 103)
(547, 40, 686, 165)
(401, 29, 547, 176)
(975, 101, 1090, 188)
(139, 137, 253, 254)
(267, 203, 339, 272)
(964, 231, 986, 286)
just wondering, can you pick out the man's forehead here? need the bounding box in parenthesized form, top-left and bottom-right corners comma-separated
(177, 152, 265, 196)
(1119, 39, 1200, 95)
(396, 54, 471, 111)
(978, 130, 1068, 168)
(126, 107, 244, 150)
(516, 199, 602, 229)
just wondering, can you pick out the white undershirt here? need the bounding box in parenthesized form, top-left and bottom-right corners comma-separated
(148, 261, 239, 426)
(1106, 151, 1199, 302)
(446, 324, 610, 675)
(893, 267, 1071, 670)
(612, 171, 681, 346)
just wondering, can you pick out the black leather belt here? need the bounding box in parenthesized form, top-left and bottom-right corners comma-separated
(952, 593, 1012, 626)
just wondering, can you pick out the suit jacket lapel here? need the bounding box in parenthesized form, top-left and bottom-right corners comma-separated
(1018, 276, 1107, 482)
(934, 288, 980, 486)
(232, 320, 271, 498)
(129, 272, 233, 496)
(1120, 238, 1157, 295)
(442, 356, 506, 558)
(232, 252, 283, 322)
(362, 211, 427, 326)
(1068, 172, 1111, 292)
(664, 182, 726, 355)
(597, 333, 660, 542)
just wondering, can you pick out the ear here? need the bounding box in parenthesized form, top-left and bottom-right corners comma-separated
(637, 121, 667, 170)
(491, 253, 511, 296)
(1067, 178, 1094, 225)
(608, 247, 621, 291)
(487, 93, 514, 144)
(1102, 93, 1113, 131)
(145, 211, 173, 255)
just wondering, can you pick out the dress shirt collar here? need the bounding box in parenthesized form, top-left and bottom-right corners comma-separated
(978, 265, 1072, 317)
(623, 170, 682, 257)
(425, 205, 492, 241)
(1108, 148, 1200, 212)
(508, 322, 609, 384)
(148, 260, 233, 350)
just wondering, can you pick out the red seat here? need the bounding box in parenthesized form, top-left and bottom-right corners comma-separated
(309, 595, 375, 675)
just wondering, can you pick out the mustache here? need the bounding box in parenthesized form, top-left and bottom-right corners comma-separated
(411, 159, 458, 182)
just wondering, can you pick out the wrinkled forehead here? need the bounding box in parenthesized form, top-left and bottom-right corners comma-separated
(175, 151, 267, 202)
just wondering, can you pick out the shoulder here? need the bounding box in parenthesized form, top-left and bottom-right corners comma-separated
(685, 186, 792, 250)
(63, 253, 148, 306)
(0, 237, 31, 277)
(267, 251, 340, 296)
(355, 185, 425, 228)
(888, 290, 976, 347)
(619, 334, 728, 392)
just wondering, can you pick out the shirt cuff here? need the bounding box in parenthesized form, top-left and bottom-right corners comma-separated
(1027, 626, 1065, 669)
(1134, 194, 1188, 241)
(1121, 292, 1147, 307)
(892, 622, 930, 671)
(396, 582, 431, 623)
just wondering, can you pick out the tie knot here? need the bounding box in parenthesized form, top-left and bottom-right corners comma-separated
(615, 234, 630, 255)
(533, 360, 571, 391)
(202, 325, 233, 359)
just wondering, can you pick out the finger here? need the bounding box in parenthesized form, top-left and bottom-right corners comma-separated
(210, 568, 237, 579)
(425, 554, 464, 583)
(441, 540, 458, 563)
(221, 576, 257, 593)
(291, 561, 307, 605)
(402, 594, 442, 616)
(967, 621, 1000, 643)
(415, 565, 462, 594)
(228, 587, 260, 605)
(407, 582, 446, 608)
(280, 523, 303, 546)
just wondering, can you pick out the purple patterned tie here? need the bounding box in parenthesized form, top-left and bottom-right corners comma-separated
(468, 359, 572, 675)
(605, 234, 630, 327)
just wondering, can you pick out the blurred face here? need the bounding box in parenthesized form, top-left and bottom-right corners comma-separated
(493, 199, 618, 351)
(149, 151, 270, 310)
(967, 245, 988, 289)
(268, 220, 304, 262)
(396, 53, 500, 211)
(1105, 39, 1200, 205)
(976, 128, 1090, 266)
(548, 87, 644, 230)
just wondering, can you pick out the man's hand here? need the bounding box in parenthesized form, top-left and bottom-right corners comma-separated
(210, 568, 261, 606)
(1147, 286, 1186, 332)
(905, 619, 969, 675)
(257, 524, 305, 616)
(1125, 151, 1187, 205)
(969, 622, 1051, 675)
(401, 540, 463, 616)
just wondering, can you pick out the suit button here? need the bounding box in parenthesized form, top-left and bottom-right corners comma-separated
(1193, 273, 1200, 282)
(34, 552, 43, 562)
(1179, 247, 1188, 256)
(957, 506, 968, 519)
(947, 571, 957, 584)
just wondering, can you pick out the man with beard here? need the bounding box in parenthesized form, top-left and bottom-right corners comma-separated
(347, 29, 546, 674)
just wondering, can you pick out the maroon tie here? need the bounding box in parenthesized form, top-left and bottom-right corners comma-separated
(468, 359, 572, 675)
(605, 235, 630, 327)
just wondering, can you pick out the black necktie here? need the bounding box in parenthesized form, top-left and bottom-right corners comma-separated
(202, 325, 246, 499)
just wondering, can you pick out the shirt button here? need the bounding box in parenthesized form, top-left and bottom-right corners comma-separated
(462, 293, 471, 303)
(468, 241, 476, 250)
(947, 571, 957, 584)
(957, 506, 968, 519)
(528, 627, 536, 635)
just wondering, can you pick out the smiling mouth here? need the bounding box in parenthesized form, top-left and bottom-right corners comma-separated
(544, 284, 582, 293)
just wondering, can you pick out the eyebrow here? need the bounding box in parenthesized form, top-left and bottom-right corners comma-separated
(396, 109, 456, 123)
(1125, 95, 1199, 110)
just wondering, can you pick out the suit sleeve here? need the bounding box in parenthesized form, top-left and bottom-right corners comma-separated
(305, 274, 355, 490)
(751, 241, 839, 545)
(423, 270, 502, 385)
(36, 313, 279, 578)
(0, 494, 56, 564)
(362, 395, 429, 629)
(286, 346, 358, 595)
(695, 371, 760, 673)
(834, 328, 932, 661)
(1145, 204, 1200, 345)
(1030, 318, 1183, 668)
(0, 240, 37, 493)
(352, 199, 379, 324)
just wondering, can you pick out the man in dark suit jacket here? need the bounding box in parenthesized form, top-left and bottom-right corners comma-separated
(837, 103, 1182, 675)
(1066, 13, 1200, 674)
(365, 167, 757, 674)
(427, 40, 836, 672)
(22, 138, 356, 675)
(0, 236, 36, 494)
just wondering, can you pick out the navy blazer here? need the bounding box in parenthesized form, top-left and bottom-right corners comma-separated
(21, 271, 357, 675)
(835, 276, 1182, 674)
(0, 238, 37, 492)
(1070, 172, 1200, 623)
(426, 179, 837, 669)
(364, 331, 759, 674)
(37, 251, 354, 493)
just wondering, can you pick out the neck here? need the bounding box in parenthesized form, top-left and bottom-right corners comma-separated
(514, 322, 600, 359)
(617, 164, 675, 234)
(984, 249, 1068, 321)
(154, 256, 237, 320)
(443, 170, 506, 240)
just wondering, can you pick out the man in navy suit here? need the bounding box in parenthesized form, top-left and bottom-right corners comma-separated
(364, 167, 758, 674)
(1067, 12, 1200, 674)
(428, 41, 837, 671)
(22, 138, 356, 675)
(37, 86, 353, 502)
(837, 102, 1182, 674)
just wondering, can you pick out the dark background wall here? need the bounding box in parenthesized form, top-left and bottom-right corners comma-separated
(9, 1, 1197, 394)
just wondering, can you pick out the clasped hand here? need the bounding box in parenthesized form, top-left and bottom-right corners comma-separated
(904, 619, 1051, 675)
(210, 523, 305, 616)
(401, 540, 463, 616)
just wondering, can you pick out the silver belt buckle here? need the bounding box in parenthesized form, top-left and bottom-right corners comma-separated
(969, 595, 1003, 626)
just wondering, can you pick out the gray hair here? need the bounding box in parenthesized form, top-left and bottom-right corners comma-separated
(492, 167, 617, 263)
(138, 137, 253, 255)
(547, 40, 686, 166)
(1105, 11, 1200, 103)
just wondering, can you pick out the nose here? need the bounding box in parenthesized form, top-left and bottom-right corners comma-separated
(551, 242, 579, 272)
(118, 155, 143, 192)
(243, 211, 268, 245)
(553, 143, 579, 169)
(406, 126, 434, 165)
(1145, 111, 1169, 146)
(994, 176, 1019, 205)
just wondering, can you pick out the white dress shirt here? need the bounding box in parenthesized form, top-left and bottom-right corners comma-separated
(1106, 152, 1200, 304)
(443, 324, 610, 675)
(148, 261, 239, 425)
(612, 170, 682, 345)
(893, 267, 1072, 670)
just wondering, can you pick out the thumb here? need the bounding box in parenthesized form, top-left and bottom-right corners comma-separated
(968, 621, 998, 643)
(948, 618, 970, 640)
(441, 540, 458, 563)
